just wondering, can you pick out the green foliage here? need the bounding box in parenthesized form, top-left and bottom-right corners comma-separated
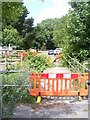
(22, 18, 35, 49)
(66, 2, 90, 61)
(21, 88, 36, 103)
(34, 19, 57, 50)
(2, 26, 23, 49)
(53, 15, 69, 48)
(52, 2, 90, 62)
(53, 15, 70, 59)
(13, 6, 29, 36)
(23, 52, 55, 73)
(2, 2, 34, 50)
(2, 2, 24, 27)
(2, 71, 36, 118)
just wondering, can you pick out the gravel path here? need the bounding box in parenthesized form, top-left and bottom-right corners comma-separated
(43, 54, 71, 73)
(43, 67, 71, 73)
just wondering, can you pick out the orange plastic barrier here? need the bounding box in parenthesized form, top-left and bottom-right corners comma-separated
(29, 73, 89, 97)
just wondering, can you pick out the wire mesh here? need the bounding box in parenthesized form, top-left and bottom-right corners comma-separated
(0, 69, 30, 118)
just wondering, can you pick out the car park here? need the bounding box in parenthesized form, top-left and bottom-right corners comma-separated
(48, 50, 54, 55)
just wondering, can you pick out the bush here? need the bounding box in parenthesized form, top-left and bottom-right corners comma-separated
(23, 52, 55, 73)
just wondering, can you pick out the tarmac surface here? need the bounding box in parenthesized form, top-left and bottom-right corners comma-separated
(13, 99, 88, 118)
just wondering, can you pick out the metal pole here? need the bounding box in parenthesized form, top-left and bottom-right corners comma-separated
(0, 74, 3, 120)
(68, 58, 70, 69)
(29, 71, 30, 96)
(0, 1, 2, 120)
(0, 78, 2, 120)
(88, 59, 90, 120)
(83, 63, 85, 73)
(73, 60, 75, 70)
(78, 64, 79, 72)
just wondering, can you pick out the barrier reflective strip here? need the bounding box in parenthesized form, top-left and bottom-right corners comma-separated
(49, 74, 56, 78)
(63, 74, 71, 78)
(41, 74, 48, 78)
(71, 74, 78, 79)
(41, 73, 78, 79)
(56, 74, 63, 78)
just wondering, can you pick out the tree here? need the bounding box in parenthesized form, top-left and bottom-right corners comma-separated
(13, 6, 29, 36)
(53, 15, 69, 47)
(2, 2, 24, 27)
(67, 1, 90, 61)
(35, 18, 57, 50)
(2, 26, 23, 49)
(2, 2, 35, 50)
(22, 18, 35, 49)
(52, 1, 90, 62)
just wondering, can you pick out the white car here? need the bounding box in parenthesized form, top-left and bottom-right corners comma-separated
(54, 48, 62, 55)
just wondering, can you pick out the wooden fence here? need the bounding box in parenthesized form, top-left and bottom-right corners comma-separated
(0, 50, 25, 70)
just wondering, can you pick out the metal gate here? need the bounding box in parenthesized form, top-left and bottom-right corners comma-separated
(29, 73, 89, 96)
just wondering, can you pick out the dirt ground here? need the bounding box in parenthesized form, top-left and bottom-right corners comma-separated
(13, 98, 88, 118)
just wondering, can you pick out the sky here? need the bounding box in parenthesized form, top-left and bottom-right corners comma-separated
(23, 0, 71, 26)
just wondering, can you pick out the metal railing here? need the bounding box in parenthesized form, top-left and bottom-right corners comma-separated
(62, 55, 89, 74)
(68, 55, 89, 73)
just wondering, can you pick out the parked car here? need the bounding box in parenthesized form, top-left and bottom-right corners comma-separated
(48, 50, 54, 55)
(54, 48, 62, 55)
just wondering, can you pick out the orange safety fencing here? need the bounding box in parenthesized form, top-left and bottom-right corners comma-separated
(18, 52, 29, 59)
(18, 51, 38, 59)
(29, 73, 89, 97)
(32, 52, 38, 55)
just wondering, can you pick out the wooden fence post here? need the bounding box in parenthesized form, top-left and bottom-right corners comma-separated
(21, 51, 23, 66)
(5, 50, 7, 69)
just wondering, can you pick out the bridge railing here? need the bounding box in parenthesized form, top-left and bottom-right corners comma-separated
(62, 55, 89, 73)
(68, 55, 89, 73)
